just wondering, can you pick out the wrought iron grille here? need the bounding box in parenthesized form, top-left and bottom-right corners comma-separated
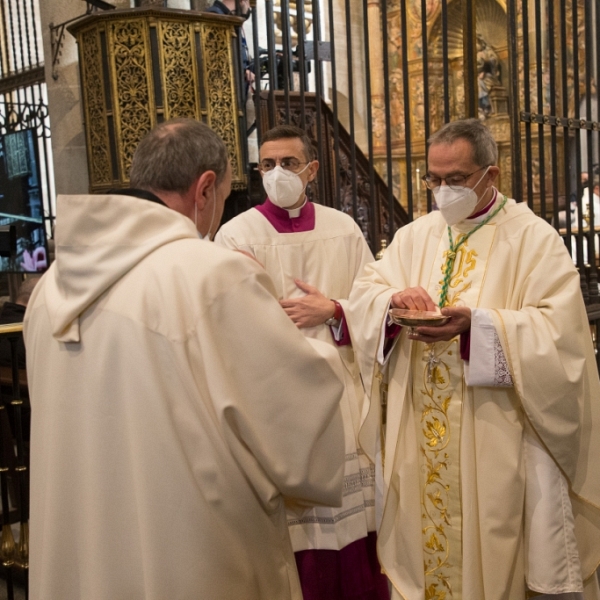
(225, 0, 599, 361)
(507, 0, 599, 307)
(0, 0, 55, 246)
(242, 0, 517, 250)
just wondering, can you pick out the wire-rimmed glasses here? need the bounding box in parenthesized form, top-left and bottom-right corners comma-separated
(421, 166, 488, 191)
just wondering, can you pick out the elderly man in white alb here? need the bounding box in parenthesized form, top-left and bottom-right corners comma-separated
(348, 118, 600, 600)
(24, 118, 346, 600)
(216, 125, 389, 600)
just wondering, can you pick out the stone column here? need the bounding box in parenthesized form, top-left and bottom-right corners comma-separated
(326, 0, 367, 152)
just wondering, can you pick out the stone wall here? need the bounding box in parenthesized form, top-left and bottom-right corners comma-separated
(39, 0, 132, 195)
(39, 0, 195, 196)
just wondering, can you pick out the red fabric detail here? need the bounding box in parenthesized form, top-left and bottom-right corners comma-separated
(332, 300, 344, 321)
(382, 321, 401, 358)
(460, 329, 471, 360)
(467, 188, 498, 219)
(254, 198, 315, 232)
(385, 323, 401, 340)
(294, 532, 390, 600)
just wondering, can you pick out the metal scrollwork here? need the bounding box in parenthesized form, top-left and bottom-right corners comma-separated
(200, 23, 241, 184)
(0, 99, 50, 139)
(160, 21, 199, 119)
(109, 19, 154, 180)
(71, 11, 245, 191)
(81, 28, 112, 185)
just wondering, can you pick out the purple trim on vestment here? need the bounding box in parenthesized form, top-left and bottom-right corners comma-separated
(331, 319, 351, 346)
(294, 532, 390, 600)
(385, 323, 401, 340)
(460, 330, 471, 360)
(254, 198, 315, 233)
(383, 322, 401, 359)
(254, 199, 351, 346)
(467, 188, 497, 219)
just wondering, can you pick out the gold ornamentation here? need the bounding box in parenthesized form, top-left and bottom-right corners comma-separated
(414, 340, 461, 600)
(419, 341, 453, 596)
(109, 19, 154, 182)
(80, 28, 112, 186)
(16, 521, 28, 569)
(1, 522, 15, 566)
(271, 0, 313, 44)
(376, 238, 388, 260)
(439, 196, 506, 307)
(159, 21, 200, 119)
(439, 240, 477, 307)
(200, 23, 243, 186)
(73, 11, 245, 191)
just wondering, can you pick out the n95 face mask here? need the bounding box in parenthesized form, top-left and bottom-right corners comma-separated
(433, 167, 489, 226)
(262, 165, 309, 208)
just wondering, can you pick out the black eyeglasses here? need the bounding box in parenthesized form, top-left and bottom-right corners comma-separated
(422, 166, 488, 191)
(258, 158, 309, 173)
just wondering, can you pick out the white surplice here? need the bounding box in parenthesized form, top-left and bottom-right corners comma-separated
(216, 202, 376, 551)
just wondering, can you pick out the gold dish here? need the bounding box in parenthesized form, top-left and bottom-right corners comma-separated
(388, 308, 450, 328)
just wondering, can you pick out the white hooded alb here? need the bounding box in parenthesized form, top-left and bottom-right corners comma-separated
(24, 193, 345, 600)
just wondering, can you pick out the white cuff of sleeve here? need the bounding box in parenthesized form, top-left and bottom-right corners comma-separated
(330, 318, 344, 341)
(464, 308, 513, 387)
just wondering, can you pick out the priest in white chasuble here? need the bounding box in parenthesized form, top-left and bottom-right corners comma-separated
(216, 125, 390, 600)
(24, 119, 346, 600)
(348, 118, 600, 600)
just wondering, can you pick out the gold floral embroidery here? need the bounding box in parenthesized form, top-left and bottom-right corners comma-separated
(439, 238, 478, 307)
(419, 342, 455, 596)
(425, 583, 448, 600)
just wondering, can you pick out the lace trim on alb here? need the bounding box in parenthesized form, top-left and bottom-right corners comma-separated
(494, 330, 513, 387)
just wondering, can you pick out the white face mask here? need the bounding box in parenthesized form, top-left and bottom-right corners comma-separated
(262, 164, 310, 208)
(433, 167, 490, 226)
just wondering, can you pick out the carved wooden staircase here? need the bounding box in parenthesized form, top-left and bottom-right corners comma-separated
(258, 91, 408, 252)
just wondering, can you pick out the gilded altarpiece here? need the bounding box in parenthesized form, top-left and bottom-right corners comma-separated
(369, 0, 586, 217)
(70, 8, 246, 193)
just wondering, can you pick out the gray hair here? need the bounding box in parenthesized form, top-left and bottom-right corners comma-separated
(129, 118, 229, 194)
(428, 118, 498, 167)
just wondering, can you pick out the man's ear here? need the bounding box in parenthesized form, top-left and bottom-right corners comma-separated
(193, 170, 217, 210)
(487, 165, 500, 186)
(307, 160, 319, 183)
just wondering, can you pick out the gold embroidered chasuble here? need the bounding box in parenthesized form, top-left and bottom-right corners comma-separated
(348, 195, 600, 600)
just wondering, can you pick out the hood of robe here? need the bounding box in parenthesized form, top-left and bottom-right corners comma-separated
(40, 193, 198, 343)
